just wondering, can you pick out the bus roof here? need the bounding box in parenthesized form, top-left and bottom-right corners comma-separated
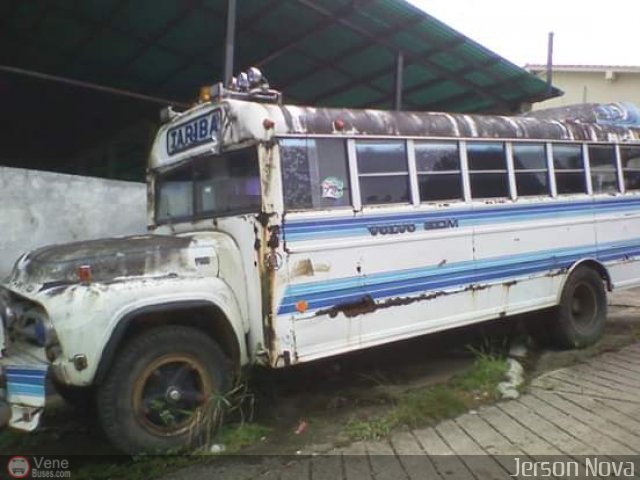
(150, 99, 640, 170)
(264, 101, 640, 142)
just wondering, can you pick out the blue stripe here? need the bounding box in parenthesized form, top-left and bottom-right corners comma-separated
(7, 384, 46, 396)
(284, 197, 640, 242)
(277, 239, 640, 315)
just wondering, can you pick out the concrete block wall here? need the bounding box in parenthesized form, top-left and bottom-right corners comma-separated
(0, 167, 147, 278)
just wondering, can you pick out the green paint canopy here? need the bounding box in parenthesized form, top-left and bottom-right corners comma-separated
(0, 0, 561, 179)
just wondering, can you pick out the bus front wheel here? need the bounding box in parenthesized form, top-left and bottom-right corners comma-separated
(97, 325, 231, 453)
(550, 266, 607, 349)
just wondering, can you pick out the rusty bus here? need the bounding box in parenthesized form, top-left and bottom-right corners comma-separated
(2, 68, 640, 452)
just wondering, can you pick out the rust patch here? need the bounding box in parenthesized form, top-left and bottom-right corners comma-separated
(316, 289, 453, 318)
(318, 295, 377, 318)
(465, 283, 489, 292)
(17, 235, 192, 289)
(291, 259, 314, 278)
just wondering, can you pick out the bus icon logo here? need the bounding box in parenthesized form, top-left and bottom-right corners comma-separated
(7, 456, 30, 478)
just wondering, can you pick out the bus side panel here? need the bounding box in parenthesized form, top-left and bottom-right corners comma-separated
(280, 204, 474, 362)
(285, 275, 562, 363)
(594, 194, 640, 288)
(471, 197, 596, 311)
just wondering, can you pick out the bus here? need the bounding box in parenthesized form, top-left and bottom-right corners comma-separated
(1, 68, 640, 453)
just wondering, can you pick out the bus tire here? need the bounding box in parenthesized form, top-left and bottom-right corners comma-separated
(97, 325, 231, 454)
(551, 266, 607, 349)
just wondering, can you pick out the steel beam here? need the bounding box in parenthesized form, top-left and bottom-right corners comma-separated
(393, 51, 404, 110)
(0, 64, 187, 107)
(224, 0, 237, 85)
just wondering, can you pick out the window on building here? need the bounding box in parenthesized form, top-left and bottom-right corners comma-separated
(280, 138, 351, 210)
(552, 144, 586, 194)
(467, 142, 509, 198)
(357, 140, 410, 205)
(415, 141, 463, 202)
(589, 145, 619, 194)
(512, 143, 550, 197)
(620, 146, 640, 191)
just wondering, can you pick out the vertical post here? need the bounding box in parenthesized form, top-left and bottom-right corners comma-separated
(546, 31, 554, 94)
(393, 51, 404, 111)
(224, 0, 237, 86)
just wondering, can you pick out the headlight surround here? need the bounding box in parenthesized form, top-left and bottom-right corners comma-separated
(0, 290, 16, 329)
(16, 308, 59, 347)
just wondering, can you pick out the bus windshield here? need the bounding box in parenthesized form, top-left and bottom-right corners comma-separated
(155, 147, 261, 223)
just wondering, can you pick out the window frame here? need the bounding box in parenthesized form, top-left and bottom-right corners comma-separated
(619, 144, 640, 193)
(550, 142, 588, 196)
(280, 137, 353, 212)
(413, 139, 465, 203)
(355, 139, 412, 207)
(511, 142, 552, 198)
(465, 141, 510, 200)
(587, 143, 621, 194)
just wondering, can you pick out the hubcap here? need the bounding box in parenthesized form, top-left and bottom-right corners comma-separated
(132, 354, 213, 436)
(570, 282, 597, 331)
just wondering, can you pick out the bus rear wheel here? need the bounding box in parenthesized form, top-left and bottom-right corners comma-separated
(550, 266, 607, 349)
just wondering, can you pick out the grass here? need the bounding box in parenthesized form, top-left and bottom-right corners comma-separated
(344, 351, 509, 441)
(210, 422, 271, 453)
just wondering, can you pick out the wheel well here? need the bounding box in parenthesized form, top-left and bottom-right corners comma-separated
(570, 259, 612, 291)
(94, 302, 241, 384)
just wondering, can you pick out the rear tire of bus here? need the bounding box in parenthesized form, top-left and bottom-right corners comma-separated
(550, 266, 607, 349)
(97, 325, 232, 454)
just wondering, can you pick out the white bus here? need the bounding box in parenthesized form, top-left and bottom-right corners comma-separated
(1, 71, 640, 453)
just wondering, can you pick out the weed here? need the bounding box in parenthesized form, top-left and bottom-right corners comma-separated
(454, 351, 509, 395)
(344, 416, 394, 441)
(189, 381, 256, 449)
(343, 351, 509, 441)
(392, 385, 467, 428)
(214, 423, 271, 453)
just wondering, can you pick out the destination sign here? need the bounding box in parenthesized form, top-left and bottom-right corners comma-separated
(166, 110, 221, 156)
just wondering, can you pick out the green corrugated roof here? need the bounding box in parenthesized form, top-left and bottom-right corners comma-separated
(0, 0, 560, 113)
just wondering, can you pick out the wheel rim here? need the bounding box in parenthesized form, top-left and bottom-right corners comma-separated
(570, 282, 598, 332)
(132, 354, 213, 437)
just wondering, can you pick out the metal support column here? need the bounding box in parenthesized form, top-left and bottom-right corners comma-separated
(546, 31, 554, 94)
(224, 0, 237, 86)
(393, 51, 404, 110)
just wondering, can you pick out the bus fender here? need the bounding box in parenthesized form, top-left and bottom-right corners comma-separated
(556, 258, 612, 303)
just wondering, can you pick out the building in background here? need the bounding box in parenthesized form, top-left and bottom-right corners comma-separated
(526, 64, 640, 109)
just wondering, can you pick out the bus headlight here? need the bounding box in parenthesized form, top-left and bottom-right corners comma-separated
(14, 308, 59, 349)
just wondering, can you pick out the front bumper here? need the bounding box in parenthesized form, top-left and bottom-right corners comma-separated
(0, 345, 49, 431)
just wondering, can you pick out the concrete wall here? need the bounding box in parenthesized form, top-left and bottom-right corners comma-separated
(532, 70, 640, 109)
(0, 167, 147, 278)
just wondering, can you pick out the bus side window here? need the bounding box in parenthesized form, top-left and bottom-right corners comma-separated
(357, 140, 410, 205)
(620, 146, 640, 191)
(589, 145, 619, 194)
(415, 141, 463, 202)
(280, 138, 351, 210)
(552, 144, 586, 194)
(512, 143, 550, 197)
(466, 142, 509, 199)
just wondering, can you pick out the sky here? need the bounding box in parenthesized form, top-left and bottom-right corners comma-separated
(407, 0, 640, 67)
